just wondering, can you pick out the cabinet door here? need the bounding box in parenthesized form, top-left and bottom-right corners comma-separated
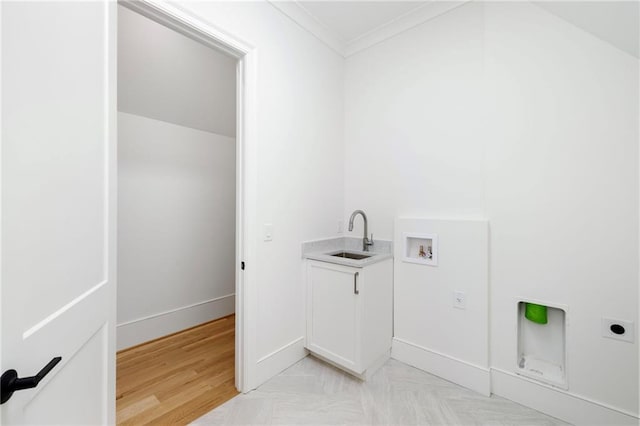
(307, 262, 362, 373)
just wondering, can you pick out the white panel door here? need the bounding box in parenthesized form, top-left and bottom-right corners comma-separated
(1, 1, 116, 424)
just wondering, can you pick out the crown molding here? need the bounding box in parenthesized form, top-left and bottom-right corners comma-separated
(344, 1, 470, 57)
(268, 1, 472, 58)
(268, 1, 346, 56)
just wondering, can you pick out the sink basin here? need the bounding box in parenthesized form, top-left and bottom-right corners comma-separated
(330, 251, 372, 260)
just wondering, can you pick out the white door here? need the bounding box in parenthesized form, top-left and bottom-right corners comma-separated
(1, 1, 116, 424)
(306, 261, 362, 372)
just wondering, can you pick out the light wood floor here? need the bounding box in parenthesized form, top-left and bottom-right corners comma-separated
(116, 315, 238, 425)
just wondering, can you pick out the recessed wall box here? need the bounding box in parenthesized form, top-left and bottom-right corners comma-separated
(517, 301, 567, 389)
(402, 233, 438, 266)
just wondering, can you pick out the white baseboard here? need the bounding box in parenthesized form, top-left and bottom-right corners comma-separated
(255, 336, 308, 388)
(363, 350, 390, 380)
(491, 368, 639, 426)
(116, 294, 235, 350)
(392, 337, 491, 396)
(307, 350, 389, 381)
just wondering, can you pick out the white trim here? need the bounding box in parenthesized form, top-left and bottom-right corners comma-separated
(116, 293, 235, 327)
(306, 345, 358, 372)
(24, 280, 108, 339)
(255, 337, 308, 387)
(119, 0, 249, 58)
(267, 1, 345, 57)
(308, 351, 390, 381)
(266, 0, 472, 58)
(392, 337, 491, 396)
(116, 0, 257, 393)
(116, 295, 235, 350)
(238, 37, 259, 394)
(0, 0, 4, 421)
(491, 368, 639, 425)
(345, 1, 470, 57)
(105, 1, 118, 423)
(362, 351, 390, 380)
(257, 336, 305, 364)
(234, 51, 246, 393)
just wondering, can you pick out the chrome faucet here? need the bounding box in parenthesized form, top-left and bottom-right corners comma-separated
(348, 209, 374, 251)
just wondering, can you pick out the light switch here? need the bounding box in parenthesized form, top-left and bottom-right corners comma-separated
(264, 223, 273, 242)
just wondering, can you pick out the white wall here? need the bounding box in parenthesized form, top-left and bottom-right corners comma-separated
(345, 2, 638, 424)
(393, 218, 489, 395)
(485, 2, 638, 421)
(344, 2, 485, 240)
(173, 1, 345, 387)
(118, 5, 237, 137)
(117, 112, 236, 349)
(344, 0, 489, 395)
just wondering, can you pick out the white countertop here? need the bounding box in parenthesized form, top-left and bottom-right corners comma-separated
(302, 237, 393, 267)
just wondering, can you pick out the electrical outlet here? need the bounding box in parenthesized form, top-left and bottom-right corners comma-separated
(337, 220, 344, 234)
(602, 317, 634, 343)
(453, 291, 466, 310)
(263, 223, 273, 242)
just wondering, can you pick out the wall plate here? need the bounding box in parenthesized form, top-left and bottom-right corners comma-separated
(601, 317, 634, 343)
(263, 223, 274, 241)
(453, 291, 466, 309)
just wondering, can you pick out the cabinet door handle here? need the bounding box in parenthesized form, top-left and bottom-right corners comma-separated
(354, 272, 359, 295)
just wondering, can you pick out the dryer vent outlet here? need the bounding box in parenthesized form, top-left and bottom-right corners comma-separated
(602, 318, 635, 343)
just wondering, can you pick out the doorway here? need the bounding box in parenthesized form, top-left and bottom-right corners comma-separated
(114, 2, 251, 423)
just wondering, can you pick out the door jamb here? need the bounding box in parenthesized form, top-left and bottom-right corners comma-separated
(117, 0, 257, 393)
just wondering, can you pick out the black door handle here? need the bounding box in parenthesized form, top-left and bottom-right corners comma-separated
(1, 357, 62, 404)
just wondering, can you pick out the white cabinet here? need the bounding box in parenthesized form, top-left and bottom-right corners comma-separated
(305, 258, 393, 376)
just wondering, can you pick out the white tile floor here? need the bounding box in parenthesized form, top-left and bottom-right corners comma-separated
(193, 356, 570, 425)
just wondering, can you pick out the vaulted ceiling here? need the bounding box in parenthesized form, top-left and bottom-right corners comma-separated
(535, 1, 639, 58)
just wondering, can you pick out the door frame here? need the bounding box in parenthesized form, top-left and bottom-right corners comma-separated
(118, 0, 258, 393)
